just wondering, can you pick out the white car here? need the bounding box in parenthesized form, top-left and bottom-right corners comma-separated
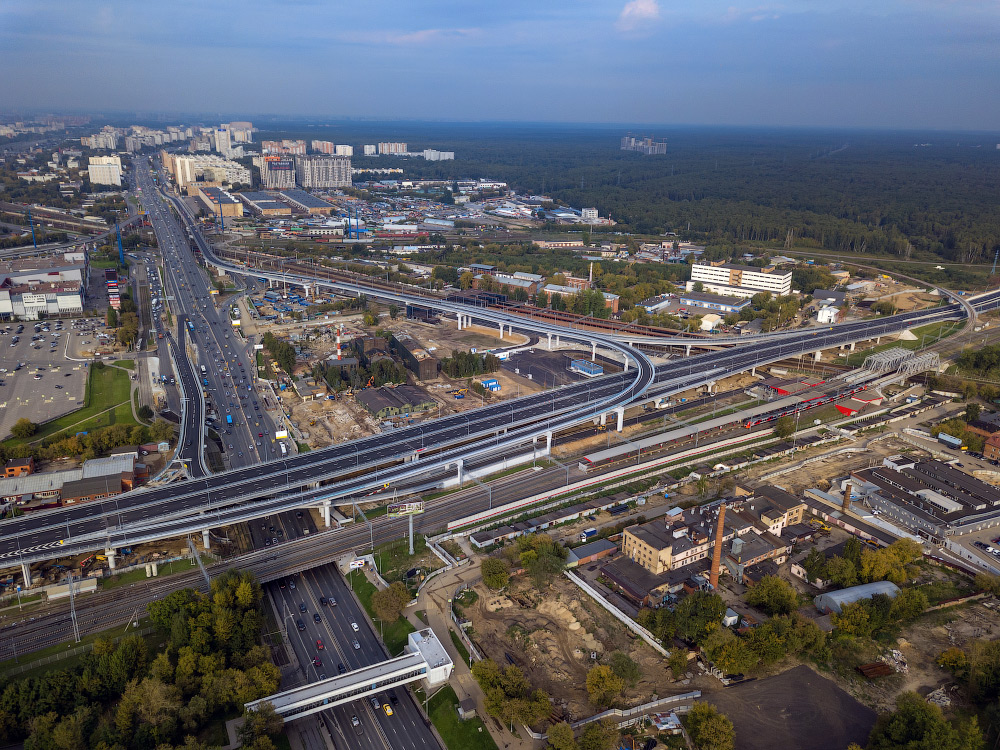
(351, 622, 359, 632)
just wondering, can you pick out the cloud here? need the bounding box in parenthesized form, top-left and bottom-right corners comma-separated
(374, 27, 480, 45)
(616, 0, 660, 32)
(721, 5, 782, 23)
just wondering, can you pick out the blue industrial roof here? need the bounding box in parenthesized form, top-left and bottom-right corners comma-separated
(279, 189, 334, 209)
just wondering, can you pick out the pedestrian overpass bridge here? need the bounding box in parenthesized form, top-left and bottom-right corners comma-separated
(246, 628, 453, 720)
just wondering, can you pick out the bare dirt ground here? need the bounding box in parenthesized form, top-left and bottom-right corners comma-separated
(833, 597, 1000, 713)
(285, 391, 377, 449)
(467, 575, 683, 721)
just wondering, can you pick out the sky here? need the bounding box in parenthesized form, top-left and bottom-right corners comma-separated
(2, 0, 998, 130)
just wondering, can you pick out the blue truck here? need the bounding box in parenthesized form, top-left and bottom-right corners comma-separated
(579, 528, 598, 542)
(226, 415, 233, 425)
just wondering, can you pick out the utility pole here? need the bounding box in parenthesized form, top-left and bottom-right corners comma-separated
(28, 209, 36, 249)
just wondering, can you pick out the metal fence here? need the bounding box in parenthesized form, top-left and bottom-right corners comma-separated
(3, 626, 156, 677)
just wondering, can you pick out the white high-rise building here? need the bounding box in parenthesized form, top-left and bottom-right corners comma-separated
(88, 155, 122, 186)
(378, 142, 407, 155)
(335, 144, 354, 157)
(363, 144, 377, 156)
(215, 127, 232, 156)
(294, 155, 352, 188)
(423, 149, 454, 161)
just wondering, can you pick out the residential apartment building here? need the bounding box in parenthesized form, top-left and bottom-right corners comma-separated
(88, 156, 122, 186)
(687, 262, 793, 298)
(312, 140, 335, 154)
(335, 144, 354, 156)
(81, 131, 118, 150)
(294, 155, 352, 188)
(422, 149, 454, 161)
(257, 156, 296, 189)
(162, 153, 251, 190)
(363, 144, 377, 156)
(262, 139, 306, 155)
(378, 142, 407, 155)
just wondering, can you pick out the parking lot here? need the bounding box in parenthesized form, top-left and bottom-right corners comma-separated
(0, 319, 97, 439)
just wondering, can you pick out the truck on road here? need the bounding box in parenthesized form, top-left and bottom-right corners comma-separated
(579, 528, 598, 543)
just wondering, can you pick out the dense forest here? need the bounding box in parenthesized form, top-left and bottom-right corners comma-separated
(259, 122, 1000, 267)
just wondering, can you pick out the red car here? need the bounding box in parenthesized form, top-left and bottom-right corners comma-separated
(316, 639, 324, 650)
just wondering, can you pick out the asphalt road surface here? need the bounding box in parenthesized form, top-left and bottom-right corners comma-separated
(269, 565, 441, 750)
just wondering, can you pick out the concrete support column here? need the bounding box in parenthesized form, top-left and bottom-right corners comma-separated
(499, 322, 504, 339)
(616, 407, 625, 432)
(106, 549, 117, 570)
(591, 342, 597, 359)
(751, 367, 756, 376)
(555, 335, 560, 347)
(20, 562, 32, 587)
(875, 337, 881, 344)
(202, 529, 210, 550)
(623, 356, 629, 372)
(685, 344, 692, 356)
(456, 314, 462, 330)
(547, 333, 552, 350)
(814, 351, 822, 362)
(456, 459, 464, 486)
(849, 342, 856, 351)
(600, 412, 607, 426)
(545, 431, 553, 453)
(322, 500, 332, 528)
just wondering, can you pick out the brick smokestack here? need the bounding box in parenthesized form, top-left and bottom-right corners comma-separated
(709, 503, 727, 590)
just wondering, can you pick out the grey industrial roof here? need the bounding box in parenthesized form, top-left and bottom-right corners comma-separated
(813, 581, 900, 613)
(279, 189, 334, 209)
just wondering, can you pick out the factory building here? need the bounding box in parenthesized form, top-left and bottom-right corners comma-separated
(236, 191, 291, 217)
(197, 187, 244, 218)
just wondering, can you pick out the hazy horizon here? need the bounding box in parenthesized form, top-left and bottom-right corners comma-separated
(4, 0, 999, 131)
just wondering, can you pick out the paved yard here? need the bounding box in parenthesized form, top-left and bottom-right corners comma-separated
(705, 665, 876, 750)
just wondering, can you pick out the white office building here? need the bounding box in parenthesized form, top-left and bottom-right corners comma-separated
(88, 156, 123, 186)
(581, 207, 599, 222)
(687, 262, 793, 299)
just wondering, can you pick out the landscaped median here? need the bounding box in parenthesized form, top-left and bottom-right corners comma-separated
(347, 569, 416, 655)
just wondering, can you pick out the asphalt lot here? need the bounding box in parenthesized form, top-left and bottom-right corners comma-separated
(706, 665, 876, 750)
(0, 322, 90, 439)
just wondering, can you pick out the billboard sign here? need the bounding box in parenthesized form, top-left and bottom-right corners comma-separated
(275, 429, 289, 439)
(388, 501, 425, 518)
(349, 559, 365, 570)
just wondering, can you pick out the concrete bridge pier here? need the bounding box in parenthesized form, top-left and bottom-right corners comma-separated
(685, 344, 692, 356)
(498, 322, 504, 339)
(591, 342, 597, 360)
(456, 314, 462, 331)
(322, 500, 332, 528)
(21, 562, 32, 587)
(600, 412, 607, 426)
(202, 529, 210, 550)
(545, 431, 553, 454)
(547, 333, 552, 350)
(751, 367, 756, 376)
(456, 459, 464, 486)
(105, 549, 117, 571)
(616, 407, 625, 432)
(849, 341, 856, 351)
(623, 356, 629, 372)
(814, 351, 822, 362)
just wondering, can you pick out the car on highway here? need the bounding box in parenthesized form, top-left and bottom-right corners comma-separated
(383, 704, 393, 717)
(368, 697, 379, 710)
(288, 579, 296, 590)
(353, 639, 360, 650)
(316, 639, 324, 650)
(389, 690, 398, 705)
(296, 619, 305, 632)
(350, 716, 360, 728)
(312, 612, 320, 623)
(338, 663, 346, 674)
(312, 657, 322, 667)
(351, 622, 359, 631)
